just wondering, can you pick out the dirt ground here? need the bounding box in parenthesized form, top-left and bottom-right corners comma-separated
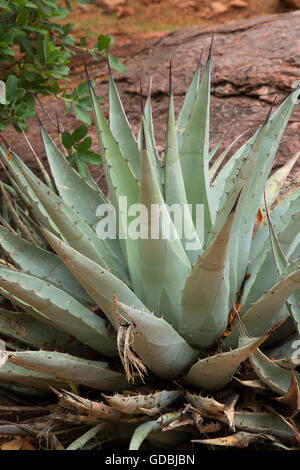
(67, 0, 290, 45)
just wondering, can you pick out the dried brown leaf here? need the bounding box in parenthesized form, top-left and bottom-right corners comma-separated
(193, 431, 275, 448)
(52, 388, 146, 425)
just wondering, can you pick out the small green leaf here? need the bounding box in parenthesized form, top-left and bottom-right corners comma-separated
(78, 150, 102, 165)
(80, 36, 87, 46)
(75, 157, 89, 180)
(97, 34, 113, 51)
(5, 75, 18, 100)
(73, 103, 91, 124)
(77, 81, 90, 97)
(76, 136, 92, 151)
(108, 54, 126, 75)
(61, 130, 73, 149)
(72, 124, 88, 142)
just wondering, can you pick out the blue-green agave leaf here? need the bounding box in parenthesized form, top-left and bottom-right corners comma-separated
(108, 72, 140, 181)
(0, 308, 68, 350)
(129, 412, 181, 450)
(233, 411, 296, 441)
(40, 226, 150, 328)
(262, 151, 300, 215)
(116, 301, 198, 379)
(0, 225, 93, 306)
(184, 336, 267, 391)
(180, 213, 234, 348)
(179, 52, 212, 239)
(0, 266, 117, 356)
(224, 267, 300, 349)
(230, 88, 300, 296)
(176, 56, 201, 150)
(164, 84, 201, 263)
(248, 346, 300, 395)
(184, 333, 268, 391)
(139, 126, 191, 328)
(7, 351, 136, 391)
(0, 362, 68, 391)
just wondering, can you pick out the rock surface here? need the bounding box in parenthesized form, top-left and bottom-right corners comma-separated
(95, 0, 127, 10)
(282, 0, 300, 8)
(99, 11, 300, 172)
(3, 11, 300, 181)
(230, 0, 248, 7)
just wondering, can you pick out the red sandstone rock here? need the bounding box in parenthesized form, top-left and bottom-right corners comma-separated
(3, 12, 300, 180)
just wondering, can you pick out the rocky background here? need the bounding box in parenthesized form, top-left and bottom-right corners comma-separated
(2, 5, 300, 185)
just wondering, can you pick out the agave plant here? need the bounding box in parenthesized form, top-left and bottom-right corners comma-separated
(0, 44, 299, 450)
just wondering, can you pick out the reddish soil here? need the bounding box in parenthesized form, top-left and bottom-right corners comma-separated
(67, 0, 290, 45)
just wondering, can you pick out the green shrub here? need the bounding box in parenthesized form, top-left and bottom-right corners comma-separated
(0, 0, 124, 178)
(0, 0, 124, 131)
